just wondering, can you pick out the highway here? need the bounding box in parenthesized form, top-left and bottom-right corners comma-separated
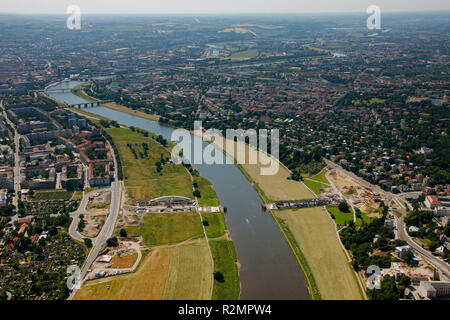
(325, 159, 450, 281)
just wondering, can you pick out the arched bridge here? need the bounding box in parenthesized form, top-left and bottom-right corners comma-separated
(66, 100, 113, 108)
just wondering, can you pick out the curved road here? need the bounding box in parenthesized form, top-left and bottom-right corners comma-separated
(68, 188, 112, 242)
(325, 159, 450, 281)
(389, 195, 450, 280)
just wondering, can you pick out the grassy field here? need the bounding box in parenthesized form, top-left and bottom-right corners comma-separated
(229, 49, 259, 61)
(303, 169, 330, 195)
(107, 127, 193, 200)
(162, 242, 213, 300)
(74, 248, 170, 300)
(76, 242, 213, 300)
(126, 212, 204, 247)
(195, 176, 220, 206)
(201, 212, 226, 239)
(69, 108, 111, 123)
(274, 207, 362, 300)
(103, 102, 160, 121)
(203, 134, 314, 202)
(72, 190, 83, 200)
(33, 190, 73, 201)
(303, 179, 328, 196)
(309, 169, 329, 184)
(326, 205, 371, 227)
(326, 205, 354, 226)
(210, 240, 240, 300)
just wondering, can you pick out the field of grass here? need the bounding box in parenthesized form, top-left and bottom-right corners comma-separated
(74, 248, 170, 300)
(229, 49, 259, 61)
(201, 212, 226, 239)
(76, 241, 214, 300)
(33, 190, 73, 201)
(303, 179, 328, 196)
(72, 190, 83, 200)
(203, 134, 314, 202)
(195, 176, 220, 206)
(309, 169, 329, 184)
(274, 207, 363, 300)
(327, 205, 371, 227)
(162, 242, 213, 300)
(103, 102, 160, 121)
(69, 108, 111, 123)
(107, 127, 193, 200)
(210, 240, 240, 300)
(126, 212, 204, 247)
(326, 205, 354, 226)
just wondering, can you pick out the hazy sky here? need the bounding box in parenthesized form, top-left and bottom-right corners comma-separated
(1, 0, 449, 14)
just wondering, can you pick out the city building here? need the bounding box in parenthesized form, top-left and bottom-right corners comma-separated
(418, 281, 450, 299)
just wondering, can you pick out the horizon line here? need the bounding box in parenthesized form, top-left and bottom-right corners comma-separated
(1, 9, 449, 16)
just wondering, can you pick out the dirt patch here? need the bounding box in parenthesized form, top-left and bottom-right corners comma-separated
(81, 214, 105, 238)
(110, 253, 138, 269)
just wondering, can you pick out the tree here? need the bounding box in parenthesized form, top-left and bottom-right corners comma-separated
(338, 201, 350, 213)
(49, 226, 57, 236)
(403, 250, 414, 265)
(107, 237, 118, 247)
(84, 238, 92, 248)
(119, 228, 127, 237)
(368, 275, 402, 300)
(213, 271, 225, 283)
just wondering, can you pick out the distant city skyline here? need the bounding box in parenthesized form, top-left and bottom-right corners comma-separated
(1, 0, 450, 14)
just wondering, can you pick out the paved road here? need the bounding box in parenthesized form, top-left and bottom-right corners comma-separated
(1, 101, 21, 211)
(55, 172, 62, 189)
(68, 188, 106, 242)
(325, 159, 450, 281)
(68, 138, 122, 299)
(389, 195, 450, 281)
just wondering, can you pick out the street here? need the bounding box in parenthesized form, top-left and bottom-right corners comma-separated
(325, 159, 450, 281)
(1, 101, 21, 211)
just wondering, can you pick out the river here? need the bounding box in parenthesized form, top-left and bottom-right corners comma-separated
(46, 80, 310, 300)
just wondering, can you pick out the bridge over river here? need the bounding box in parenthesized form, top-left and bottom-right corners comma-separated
(66, 100, 113, 108)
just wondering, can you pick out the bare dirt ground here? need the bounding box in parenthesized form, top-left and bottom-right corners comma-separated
(328, 170, 382, 217)
(81, 214, 105, 238)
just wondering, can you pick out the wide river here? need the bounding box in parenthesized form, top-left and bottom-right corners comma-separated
(46, 80, 310, 300)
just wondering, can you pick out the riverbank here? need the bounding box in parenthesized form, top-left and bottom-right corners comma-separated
(48, 80, 312, 299)
(196, 121, 364, 300)
(71, 82, 99, 102)
(103, 102, 160, 122)
(69, 113, 240, 300)
(76, 102, 361, 300)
